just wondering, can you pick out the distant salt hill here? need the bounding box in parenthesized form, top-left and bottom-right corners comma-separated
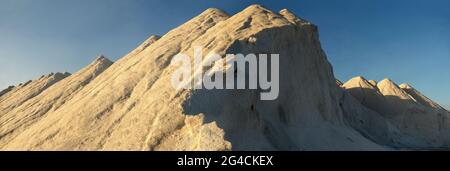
(343, 76, 450, 148)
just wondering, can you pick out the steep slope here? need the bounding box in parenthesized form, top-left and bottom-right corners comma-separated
(0, 56, 113, 147)
(0, 72, 71, 114)
(400, 83, 446, 111)
(0, 5, 437, 150)
(1, 7, 232, 150)
(172, 6, 386, 150)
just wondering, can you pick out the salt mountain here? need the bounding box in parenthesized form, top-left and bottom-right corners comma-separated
(1, 5, 448, 150)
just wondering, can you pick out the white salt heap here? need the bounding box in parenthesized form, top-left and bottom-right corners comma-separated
(1, 4, 449, 150)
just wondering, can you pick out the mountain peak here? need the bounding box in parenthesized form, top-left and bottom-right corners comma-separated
(198, 7, 229, 19)
(93, 55, 113, 66)
(377, 78, 398, 91)
(279, 8, 310, 25)
(95, 54, 107, 61)
(346, 76, 369, 84)
(239, 4, 273, 15)
(354, 76, 367, 81)
(343, 76, 376, 89)
(378, 78, 395, 86)
(246, 4, 267, 10)
(377, 78, 418, 102)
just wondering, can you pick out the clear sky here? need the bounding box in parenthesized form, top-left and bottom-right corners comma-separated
(0, 0, 449, 110)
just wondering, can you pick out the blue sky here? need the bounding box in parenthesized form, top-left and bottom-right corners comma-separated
(0, 0, 449, 109)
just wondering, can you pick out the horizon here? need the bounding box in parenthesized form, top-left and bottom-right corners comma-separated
(0, 0, 449, 110)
